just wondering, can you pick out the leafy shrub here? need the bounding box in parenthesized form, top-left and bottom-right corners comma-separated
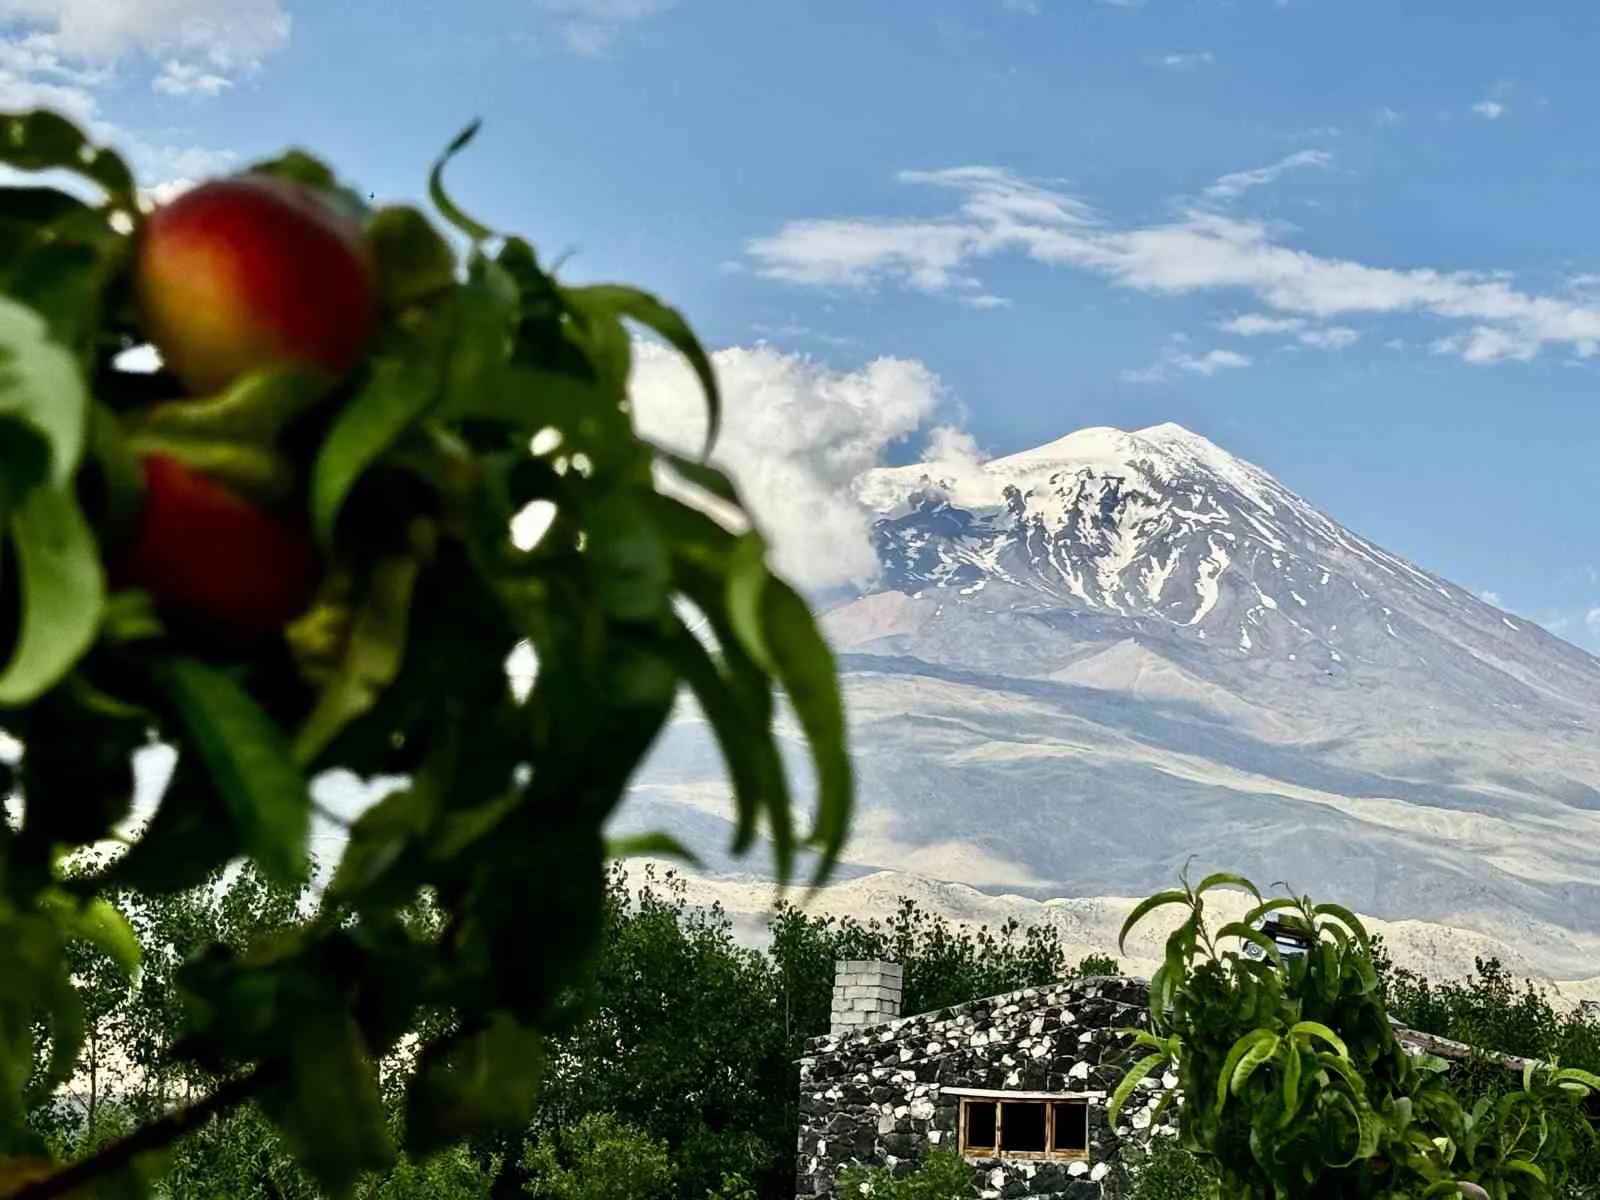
(836, 1146, 976, 1200)
(519, 1112, 674, 1200)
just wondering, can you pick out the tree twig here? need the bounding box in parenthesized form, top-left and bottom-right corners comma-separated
(10, 1068, 269, 1200)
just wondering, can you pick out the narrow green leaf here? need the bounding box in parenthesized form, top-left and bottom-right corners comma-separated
(0, 293, 89, 486)
(1289, 1020, 1350, 1060)
(428, 119, 495, 243)
(567, 283, 722, 458)
(1108, 1051, 1169, 1127)
(605, 831, 705, 868)
(310, 313, 452, 545)
(724, 533, 774, 673)
(654, 446, 744, 508)
(1118, 889, 1192, 953)
(662, 616, 788, 871)
(1215, 920, 1283, 965)
(151, 657, 312, 885)
(1216, 1029, 1276, 1113)
(1311, 901, 1372, 951)
(0, 482, 104, 706)
(0, 109, 137, 209)
(1229, 1032, 1281, 1099)
(760, 577, 852, 886)
(1195, 871, 1262, 900)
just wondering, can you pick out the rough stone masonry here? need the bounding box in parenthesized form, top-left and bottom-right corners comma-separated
(795, 964, 1181, 1200)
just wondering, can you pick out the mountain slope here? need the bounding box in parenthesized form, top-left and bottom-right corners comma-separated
(620, 423, 1600, 984)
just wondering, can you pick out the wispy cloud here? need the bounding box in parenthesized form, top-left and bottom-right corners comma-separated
(1123, 345, 1251, 383)
(1472, 99, 1506, 120)
(153, 59, 230, 95)
(1154, 51, 1214, 69)
(748, 163, 1600, 366)
(1201, 149, 1331, 204)
(528, 0, 672, 55)
(1298, 325, 1358, 349)
(1219, 313, 1306, 336)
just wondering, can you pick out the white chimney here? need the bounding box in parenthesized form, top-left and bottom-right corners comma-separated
(830, 960, 903, 1035)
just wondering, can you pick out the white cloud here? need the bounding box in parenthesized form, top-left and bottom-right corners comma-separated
(0, 0, 289, 67)
(1180, 348, 1250, 374)
(153, 58, 230, 95)
(1123, 345, 1251, 383)
(1479, 589, 1503, 606)
(1298, 325, 1358, 349)
(1219, 313, 1306, 336)
(748, 164, 1600, 366)
(628, 342, 948, 591)
(1201, 149, 1331, 204)
(1586, 607, 1600, 637)
(1155, 51, 1214, 69)
(528, 0, 672, 55)
(1472, 100, 1506, 120)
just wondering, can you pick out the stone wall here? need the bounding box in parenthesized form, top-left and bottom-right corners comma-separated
(794, 976, 1181, 1200)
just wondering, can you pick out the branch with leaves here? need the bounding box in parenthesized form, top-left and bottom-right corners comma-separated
(0, 107, 853, 1198)
(1109, 870, 1600, 1200)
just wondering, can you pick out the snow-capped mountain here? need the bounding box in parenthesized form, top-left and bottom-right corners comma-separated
(624, 423, 1600, 992)
(847, 423, 1600, 733)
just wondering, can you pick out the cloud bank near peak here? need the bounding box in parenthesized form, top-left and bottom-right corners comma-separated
(629, 342, 955, 593)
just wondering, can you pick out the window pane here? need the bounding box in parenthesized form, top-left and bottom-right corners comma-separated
(964, 1101, 997, 1151)
(1000, 1101, 1046, 1153)
(1051, 1101, 1089, 1154)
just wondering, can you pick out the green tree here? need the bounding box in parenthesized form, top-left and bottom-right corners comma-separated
(0, 103, 853, 1200)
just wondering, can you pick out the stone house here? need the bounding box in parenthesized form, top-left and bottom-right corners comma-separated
(795, 959, 1543, 1200)
(793, 961, 1179, 1200)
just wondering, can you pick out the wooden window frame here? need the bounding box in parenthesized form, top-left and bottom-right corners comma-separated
(956, 1096, 1092, 1161)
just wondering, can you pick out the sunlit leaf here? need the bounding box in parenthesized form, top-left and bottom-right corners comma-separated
(0, 482, 103, 706)
(0, 293, 89, 487)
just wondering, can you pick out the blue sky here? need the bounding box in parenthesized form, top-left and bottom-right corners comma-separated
(8, 0, 1600, 644)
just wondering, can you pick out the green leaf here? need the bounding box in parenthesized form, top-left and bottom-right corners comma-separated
(1195, 871, 1262, 900)
(724, 532, 775, 673)
(1216, 1029, 1276, 1113)
(57, 895, 141, 980)
(1229, 1032, 1281, 1099)
(1289, 1020, 1350, 1060)
(368, 205, 459, 310)
(428, 120, 495, 243)
(605, 831, 705, 868)
(1311, 901, 1372, 951)
(0, 109, 137, 209)
(150, 657, 312, 886)
(1118, 889, 1192, 953)
(760, 577, 852, 886)
(1216, 920, 1282, 965)
(662, 615, 789, 869)
(0, 482, 104, 706)
(310, 311, 452, 545)
(565, 283, 722, 458)
(0, 293, 89, 487)
(263, 1011, 395, 1196)
(1108, 1050, 1170, 1127)
(405, 1014, 546, 1156)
